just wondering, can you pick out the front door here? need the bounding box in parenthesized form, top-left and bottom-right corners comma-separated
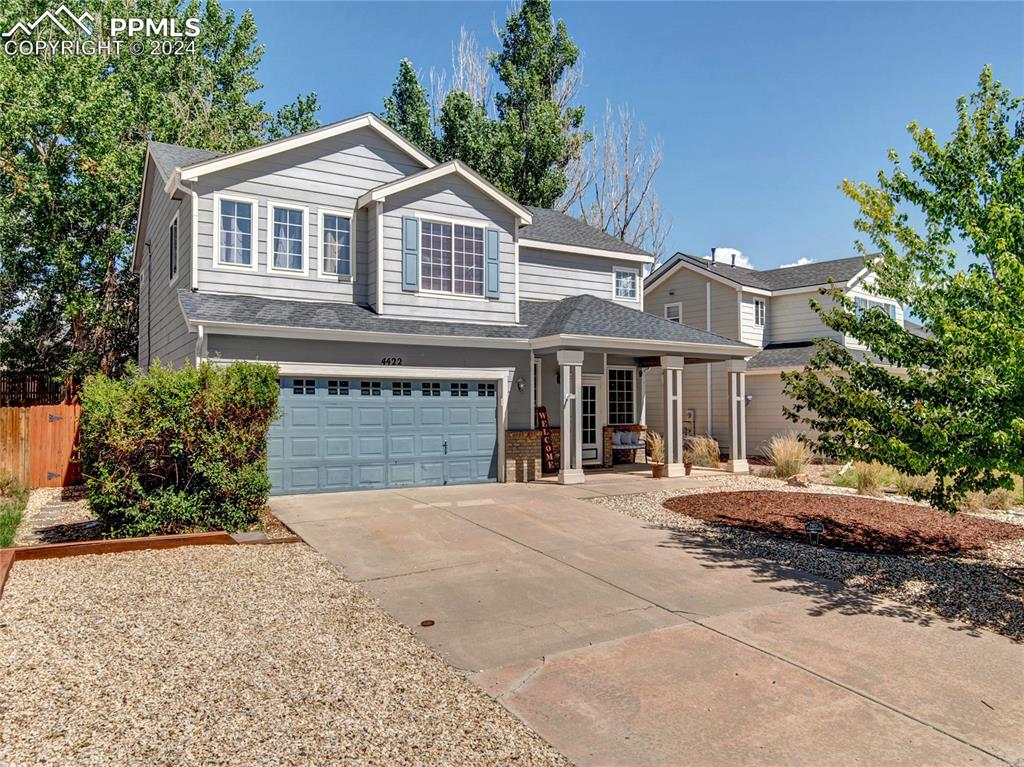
(581, 374, 603, 465)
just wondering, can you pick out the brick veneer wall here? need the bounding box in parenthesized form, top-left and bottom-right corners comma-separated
(503, 427, 561, 482)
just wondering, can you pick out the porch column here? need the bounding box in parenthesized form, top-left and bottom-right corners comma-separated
(724, 359, 749, 473)
(557, 350, 585, 485)
(660, 356, 686, 477)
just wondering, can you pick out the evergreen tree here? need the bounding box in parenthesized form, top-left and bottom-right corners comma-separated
(382, 59, 436, 156)
(436, 91, 493, 173)
(489, 0, 586, 207)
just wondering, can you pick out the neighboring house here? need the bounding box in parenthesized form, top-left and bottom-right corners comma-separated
(133, 114, 754, 494)
(644, 249, 912, 456)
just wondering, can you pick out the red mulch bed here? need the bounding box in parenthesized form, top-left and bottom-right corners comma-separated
(663, 491, 1024, 556)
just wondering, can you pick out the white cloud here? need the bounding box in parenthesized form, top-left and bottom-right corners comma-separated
(780, 257, 814, 268)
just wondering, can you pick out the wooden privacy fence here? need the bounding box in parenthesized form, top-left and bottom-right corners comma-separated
(0, 404, 82, 488)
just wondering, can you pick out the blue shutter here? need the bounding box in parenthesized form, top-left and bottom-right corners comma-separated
(402, 216, 419, 292)
(485, 228, 500, 299)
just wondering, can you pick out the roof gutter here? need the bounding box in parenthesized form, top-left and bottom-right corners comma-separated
(520, 238, 654, 264)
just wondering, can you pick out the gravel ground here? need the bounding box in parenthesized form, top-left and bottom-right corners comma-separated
(0, 544, 569, 767)
(13, 486, 92, 545)
(591, 475, 1024, 641)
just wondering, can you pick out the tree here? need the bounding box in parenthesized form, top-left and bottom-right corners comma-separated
(561, 102, 671, 256)
(0, 0, 319, 379)
(436, 90, 494, 172)
(382, 59, 436, 156)
(490, 0, 586, 207)
(783, 66, 1024, 512)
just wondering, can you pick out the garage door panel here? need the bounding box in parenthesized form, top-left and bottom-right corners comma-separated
(290, 406, 320, 427)
(323, 465, 355, 489)
(268, 436, 283, 460)
(270, 377, 497, 494)
(389, 406, 416, 427)
(388, 434, 416, 457)
(419, 406, 444, 426)
(325, 407, 353, 427)
(288, 467, 320, 492)
(325, 436, 353, 458)
(356, 464, 387, 488)
(358, 407, 386, 428)
(289, 436, 319, 458)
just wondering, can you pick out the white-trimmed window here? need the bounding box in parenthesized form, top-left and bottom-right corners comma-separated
(608, 367, 636, 425)
(168, 213, 179, 282)
(664, 302, 681, 323)
(269, 203, 306, 273)
(320, 211, 352, 278)
(216, 196, 255, 268)
(420, 219, 485, 296)
(855, 296, 897, 320)
(614, 268, 639, 301)
(754, 298, 766, 327)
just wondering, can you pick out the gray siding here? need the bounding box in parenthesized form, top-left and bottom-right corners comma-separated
(740, 294, 766, 347)
(645, 274, 706, 327)
(745, 373, 812, 456)
(519, 248, 644, 307)
(193, 127, 424, 304)
(380, 178, 518, 323)
(768, 292, 840, 344)
(138, 158, 194, 369)
(206, 335, 534, 429)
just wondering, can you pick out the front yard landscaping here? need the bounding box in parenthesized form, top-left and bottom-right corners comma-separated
(0, 543, 567, 766)
(594, 475, 1024, 641)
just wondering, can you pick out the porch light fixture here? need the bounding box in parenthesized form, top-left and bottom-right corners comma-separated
(515, 376, 526, 392)
(745, 394, 753, 405)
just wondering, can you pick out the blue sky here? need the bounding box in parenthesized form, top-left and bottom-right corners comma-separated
(225, 1, 1023, 270)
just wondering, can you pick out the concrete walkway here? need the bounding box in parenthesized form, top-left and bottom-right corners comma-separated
(271, 475, 1024, 766)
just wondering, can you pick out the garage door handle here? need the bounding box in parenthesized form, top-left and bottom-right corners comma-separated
(443, 440, 448, 455)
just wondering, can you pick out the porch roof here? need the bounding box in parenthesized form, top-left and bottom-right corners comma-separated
(178, 290, 754, 355)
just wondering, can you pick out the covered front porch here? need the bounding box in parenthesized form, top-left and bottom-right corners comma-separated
(509, 339, 753, 485)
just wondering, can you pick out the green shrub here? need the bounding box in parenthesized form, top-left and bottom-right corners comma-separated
(79, 361, 279, 538)
(685, 436, 721, 468)
(764, 432, 808, 478)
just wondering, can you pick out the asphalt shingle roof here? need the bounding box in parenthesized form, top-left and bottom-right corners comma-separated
(148, 141, 222, 181)
(648, 253, 867, 292)
(520, 207, 652, 258)
(179, 290, 751, 349)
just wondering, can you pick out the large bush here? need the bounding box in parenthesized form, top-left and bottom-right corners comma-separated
(79, 361, 279, 537)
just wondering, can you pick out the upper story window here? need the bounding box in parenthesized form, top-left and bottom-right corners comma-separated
(614, 268, 639, 301)
(754, 299, 766, 327)
(664, 302, 681, 323)
(855, 297, 897, 320)
(270, 204, 306, 273)
(217, 197, 254, 267)
(321, 212, 352, 278)
(421, 220, 485, 296)
(168, 214, 179, 282)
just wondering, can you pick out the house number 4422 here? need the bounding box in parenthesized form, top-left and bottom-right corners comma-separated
(381, 356, 403, 366)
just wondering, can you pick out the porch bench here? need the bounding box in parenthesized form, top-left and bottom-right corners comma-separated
(611, 429, 646, 464)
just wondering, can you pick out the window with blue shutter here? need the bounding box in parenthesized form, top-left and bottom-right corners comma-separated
(402, 216, 420, 291)
(485, 228, 500, 299)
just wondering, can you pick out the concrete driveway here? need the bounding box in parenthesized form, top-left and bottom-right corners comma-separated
(271, 475, 1024, 766)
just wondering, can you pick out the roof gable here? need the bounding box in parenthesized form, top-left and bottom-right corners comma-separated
(175, 113, 435, 183)
(647, 252, 869, 293)
(356, 160, 533, 224)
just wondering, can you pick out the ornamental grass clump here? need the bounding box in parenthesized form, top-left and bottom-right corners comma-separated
(764, 432, 808, 478)
(79, 361, 279, 538)
(685, 436, 720, 468)
(646, 432, 665, 464)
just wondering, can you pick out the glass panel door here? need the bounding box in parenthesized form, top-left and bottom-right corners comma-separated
(581, 375, 603, 464)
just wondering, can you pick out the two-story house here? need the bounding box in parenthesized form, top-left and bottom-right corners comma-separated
(644, 249, 917, 456)
(133, 114, 754, 494)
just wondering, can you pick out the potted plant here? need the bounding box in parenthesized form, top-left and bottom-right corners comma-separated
(647, 432, 666, 478)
